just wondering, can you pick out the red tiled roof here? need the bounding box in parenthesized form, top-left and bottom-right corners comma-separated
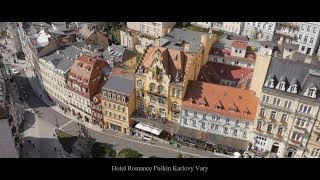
(198, 62, 253, 88)
(182, 81, 258, 121)
(231, 41, 247, 49)
(66, 55, 109, 99)
(138, 46, 193, 83)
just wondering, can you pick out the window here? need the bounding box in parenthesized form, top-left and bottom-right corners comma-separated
(176, 90, 181, 98)
(137, 80, 143, 87)
(109, 112, 112, 117)
(215, 125, 219, 130)
(263, 24, 266, 29)
(171, 89, 176, 96)
(150, 83, 156, 92)
(288, 85, 297, 94)
(298, 34, 302, 40)
(234, 61, 239, 65)
(233, 129, 238, 136)
(268, 25, 272, 31)
(203, 114, 206, 119)
(122, 107, 125, 112)
(108, 93, 111, 99)
(151, 97, 156, 103)
(262, 95, 270, 103)
(292, 132, 302, 141)
(158, 85, 164, 93)
(193, 120, 196, 127)
(226, 119, 230, 123)
(236, 120, 239, 125)
(108, 103, 111, 108)
(298, 104, 312, 114)
(216, 116, 220, 120)
(118, 106, 121, 111)
(273, 97, 281, 106)
(245, 122, 249, 127)
(159, 98, 165, 105)
(112, 94, 116, 100)
(247, 63, 251, 68)
(184, 110, 188, 115)
(123, 116, 126, 121)
(213, 57, 218, 62)
(301, 25, 304, 30)
(281, 114, 288, 122)
(235, 49, 238, 53)
(201, 122, 206, 129)
(317, 135, 320, 142)
(239, 50, 242, 53)
(310, 37, 314, 44)
(194, 112, 197, 116)
(270, 111, 277, 120)
(113, 104, 116, 109)
(311, 148, 320, 157)
(118, 115, 121, 119)
(284, 100, 292, 109)
(313, 27, 317, 33)
(116, 95, 121, 101)
(296, 118, 306, 127)
(243, 131, 247, 138)
(267, 124, 273, 133)
(260, 108, 266, 117)
(258, 22, 261, 28)
(306, 88, 317, 98)
(184, 118, 188, 125)
(224, 127, 228, 134)
(222, 59, 225, 63)
(257, 121, 262, 129)
(277, 82, 285, 91)
(304, 36, 308, 43)
(301, 46, 305, 51)
(211, 123, 214, 129)
(307, 26, 310, 32)
(277, 127, 283, 136)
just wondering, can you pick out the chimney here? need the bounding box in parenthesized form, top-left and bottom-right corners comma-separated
(184, 43, 190, 52)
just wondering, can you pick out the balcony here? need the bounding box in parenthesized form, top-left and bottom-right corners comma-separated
(171, 107, 180, 113)
(146, 90, 166, 98)
(276, 134, 283, 140)
(275, 29, 296, 38)
(293, 125, 307, 134)
(289, 139, 301, 146)
(280, 120, 288, 126)
(313, 126, 320, 133)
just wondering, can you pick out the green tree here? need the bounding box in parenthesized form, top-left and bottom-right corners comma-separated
(148, 156, 160, 158)
(176, 153, 183, 158)
(117, 148, 142, 158)
(92, 143, 116, 158)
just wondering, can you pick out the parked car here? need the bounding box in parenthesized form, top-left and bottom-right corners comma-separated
(9, 68, 19, 75)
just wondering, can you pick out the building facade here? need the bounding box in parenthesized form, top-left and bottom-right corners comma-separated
(243, 22, 276, 41)
(178, 80, 258, 153)
(274, 22, 299, 45)
(191, 22, 244, 35)
(65, 55, 109, 127)
(295, 22, 320, 56)
(127, 22, 176, 38)
(38, 44, 83, 111)
(76, 23, 109, 49)
(304, 117, 320, 158)
(101, 74, 135, 134)
(251, 57, 320, 158)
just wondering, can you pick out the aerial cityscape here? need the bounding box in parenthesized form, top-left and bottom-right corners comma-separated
(0, 22, 319, 158)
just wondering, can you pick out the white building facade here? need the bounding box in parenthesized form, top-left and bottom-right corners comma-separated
(192, 22, 244, 35)
(243, 22, 276, 41)
(295, 22, 320, 56)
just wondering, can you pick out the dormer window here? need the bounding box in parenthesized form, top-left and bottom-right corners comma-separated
(216, 101, 223, 110)
(305, 86, 317, 98)
(277, 82, 286, 91)
(117, 95, 120, 101)
(265, 79, 274, 88)
(288, 85, 298, 94)
(214, 51, 219, 55)
(122, 96, 126, 103)
(108, 93, 111, 99)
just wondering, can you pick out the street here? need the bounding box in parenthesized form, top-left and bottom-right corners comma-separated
(2, 26, 228, 158)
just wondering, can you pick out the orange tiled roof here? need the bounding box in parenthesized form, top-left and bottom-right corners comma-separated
(231, 41, 247, 49)
(182, 81, 258, 121)
(66, 55, 108, 99)
(138, 46, 192, 83)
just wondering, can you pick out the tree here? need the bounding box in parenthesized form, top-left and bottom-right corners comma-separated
(176, 153, 183, 158)
(148, 156, 160, 158)
(91, 143, 116, 158)
(117, 148, 142, 158)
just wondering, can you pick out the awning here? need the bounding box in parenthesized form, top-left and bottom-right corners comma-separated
(135, 123, 163, 136)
